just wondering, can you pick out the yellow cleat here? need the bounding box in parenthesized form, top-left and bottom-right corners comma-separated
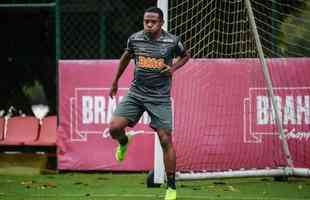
(115, 143, 128, 162)
(165, 187, 176, 200)
(115, 135, 132, 162)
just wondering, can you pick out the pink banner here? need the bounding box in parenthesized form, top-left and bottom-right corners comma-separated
(58, 60, 155, 171)
(58, 58, 310, 171)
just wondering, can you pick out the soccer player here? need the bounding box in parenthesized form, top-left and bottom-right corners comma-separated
(109, 6, 190, 200)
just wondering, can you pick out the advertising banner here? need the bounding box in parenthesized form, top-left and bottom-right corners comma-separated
(58, 58, 310, 171)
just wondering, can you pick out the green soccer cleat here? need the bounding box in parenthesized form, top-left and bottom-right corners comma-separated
(115, 143, 128, 162)
(115, 135, 132, 162)
(165, 187, 176, 200)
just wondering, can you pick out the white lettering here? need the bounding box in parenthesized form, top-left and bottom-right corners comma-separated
(286, 129, 310, 140)
(94, 96, 105, 124)
(297, 96, 310, 124)
(82, 96, 93, 124)
(107, 97, 117, 123)
(256, 95, 310, 125)
(257, 96, 269, 124)
(269, 96, 282, 124)
(283, 96, 296, 124)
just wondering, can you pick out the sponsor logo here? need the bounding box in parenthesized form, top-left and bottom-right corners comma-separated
(243, 87, 310, 143)
(138, 56, 164, 70)
(162, 38, 174, 43)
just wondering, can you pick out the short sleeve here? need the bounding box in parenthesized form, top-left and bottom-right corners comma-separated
(175, 38, 186, 57)
(126, 37, 134, 55)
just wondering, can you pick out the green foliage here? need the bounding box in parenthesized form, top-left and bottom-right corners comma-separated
(279, 2, 310, 57)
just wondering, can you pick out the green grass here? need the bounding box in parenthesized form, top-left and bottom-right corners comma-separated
(0, 172, 310, 200)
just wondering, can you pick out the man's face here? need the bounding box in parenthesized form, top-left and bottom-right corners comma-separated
(143, 12, 163, 35)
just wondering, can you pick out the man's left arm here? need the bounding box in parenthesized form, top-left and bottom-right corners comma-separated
(161, 39, 191, 75)
(171, 51, 191, 73)
(161, 51, 190, 75)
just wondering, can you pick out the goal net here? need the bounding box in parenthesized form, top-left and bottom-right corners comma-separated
(155, 0, 310, 181)
(168, 0, 310, 58)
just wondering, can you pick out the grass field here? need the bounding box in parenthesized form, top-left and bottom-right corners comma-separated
(1, 171, 310, 200)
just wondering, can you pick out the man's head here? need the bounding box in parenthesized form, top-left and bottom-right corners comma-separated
(143, 7, 164, 38)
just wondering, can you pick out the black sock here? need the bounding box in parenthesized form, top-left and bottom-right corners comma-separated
(119, 135, 128, 146)
(167, 174, 176, 189)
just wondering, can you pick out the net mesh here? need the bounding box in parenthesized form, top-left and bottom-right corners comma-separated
(168, 0, 257, 58)
(168, 0, 310, 58)
(167, 0, 310, 172)
(252, 0, 310, 57)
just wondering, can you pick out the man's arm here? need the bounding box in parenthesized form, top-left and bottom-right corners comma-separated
(161, 51, 191, 75)
(109, 51, 132, 98)
(171, 51, 191, 73)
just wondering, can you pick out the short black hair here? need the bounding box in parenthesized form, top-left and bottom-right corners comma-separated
(145, 7, 164, 21)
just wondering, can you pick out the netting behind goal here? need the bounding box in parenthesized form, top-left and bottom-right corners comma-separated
(168, 0, 310, 58)
(165, 0, 310, 176)
(168, 0, 257, 58)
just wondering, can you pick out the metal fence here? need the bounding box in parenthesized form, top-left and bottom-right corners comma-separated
(60, 0, 156, 59)
(1, 0, 156, 114)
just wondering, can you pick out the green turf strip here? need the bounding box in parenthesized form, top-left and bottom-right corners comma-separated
(0, 173, 309, 200)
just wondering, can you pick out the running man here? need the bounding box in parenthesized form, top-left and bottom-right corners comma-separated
(109, 6, 190, 200)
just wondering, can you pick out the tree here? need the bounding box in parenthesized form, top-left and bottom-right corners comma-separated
(279, 1, 310, 57)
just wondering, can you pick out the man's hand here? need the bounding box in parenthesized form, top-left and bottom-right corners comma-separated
(160, 64, 173, 76)
(160, 52, 190, 77)
(109, 82, 118, 98)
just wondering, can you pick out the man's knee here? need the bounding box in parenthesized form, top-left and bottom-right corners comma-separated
(109, 120, 125, 139)
(109, 116, 129, 139)
(109, 125, 124, 139)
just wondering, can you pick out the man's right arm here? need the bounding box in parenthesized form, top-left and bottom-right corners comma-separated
(109, 51, 132, 98)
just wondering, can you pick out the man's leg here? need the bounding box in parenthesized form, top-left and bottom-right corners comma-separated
(109, 94, 145, 161)
(144, 100, 175, 199)
(109, 116, 130, 161)
(157, 128, 177, 200)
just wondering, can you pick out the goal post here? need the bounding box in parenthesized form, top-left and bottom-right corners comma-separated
(152, 0, 170, 185)
(244, 0, 293, 168)
(157, 0, 168, 30)
(154, 0, 310, 183)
